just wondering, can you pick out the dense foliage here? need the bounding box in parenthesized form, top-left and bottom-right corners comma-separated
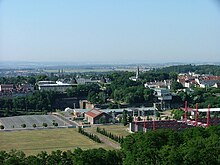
(178, 87, 220, 108)
(0, 148, 123, 165)
(121, 126, 220, 165)
(158, 64, 220, 75)
(107, 72, 155, 105)
(0, 90, 57, 116)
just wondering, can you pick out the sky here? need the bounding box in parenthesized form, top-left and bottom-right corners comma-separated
(0, 0, 220, 64)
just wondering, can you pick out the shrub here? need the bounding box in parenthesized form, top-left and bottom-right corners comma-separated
(42, 123, 48, 127)
(21, 124, 26, 128)
(0, 125, 4, 129)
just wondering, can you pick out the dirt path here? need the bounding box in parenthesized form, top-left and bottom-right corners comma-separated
(85, 129, 121, 149)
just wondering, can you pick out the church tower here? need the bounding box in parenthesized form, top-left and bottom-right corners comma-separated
(136, 66, 140, 80)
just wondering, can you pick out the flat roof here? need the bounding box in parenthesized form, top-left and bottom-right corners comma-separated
(192, 108, 220, 112)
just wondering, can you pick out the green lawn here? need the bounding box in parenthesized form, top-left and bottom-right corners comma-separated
(0, 128, 112, 155)
(88, 124, 130, 137)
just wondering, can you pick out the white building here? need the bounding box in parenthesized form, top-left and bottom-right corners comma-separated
(37, 81, 72, 92)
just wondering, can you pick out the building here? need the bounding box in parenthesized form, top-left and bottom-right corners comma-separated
(144, 80, 171, 89)
(0, 84, 14, 92)
(85, 109, 112, 124)
(37, 81, 72, 92)
(195, 78, 220, 88)
(79, 100, 94, 109)
(177, 73, 220, 89)
(154, 88, 172, 110)
(130, 66, 140, 81)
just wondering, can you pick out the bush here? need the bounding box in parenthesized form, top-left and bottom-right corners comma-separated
(33, 124, 37, 128)
(21, 124, 26, 128)
(53, 122, 58, 127)
(0, 125, 4, 129)
(42, 123, 48, 127)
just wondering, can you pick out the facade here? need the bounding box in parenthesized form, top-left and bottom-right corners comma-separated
(85, 109, 112, 124)
(76, 78, 100, 85)
(154, 88, 172, 110)
(144, 80, 171, 89)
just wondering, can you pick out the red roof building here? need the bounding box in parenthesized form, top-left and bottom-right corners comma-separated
(85, 109, 112, 124)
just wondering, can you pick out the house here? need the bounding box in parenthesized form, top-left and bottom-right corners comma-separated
(177, 75, 197, 88)
(195, 78, 220, 88)
(85, 109, 112, 124)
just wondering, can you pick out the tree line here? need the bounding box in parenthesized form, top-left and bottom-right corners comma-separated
(0, 148, 123, 165)
(121, 126, 220, 165)
(157, 64, 220, 75)
(0, 90, 57, 117)
(78, 127, 102, 143)
(96, 127, 124, 144)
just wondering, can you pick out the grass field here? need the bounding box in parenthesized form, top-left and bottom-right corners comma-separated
(0, 128, 112, 155)
(87, 124, 130, 137)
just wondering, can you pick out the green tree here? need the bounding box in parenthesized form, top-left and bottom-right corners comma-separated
(0, 125, 4, 129)
(122, 110, 128, 126)
(32, 124, 37, 128)
(171, 81, 184, 90)
(42, 123, 48, 127)
(21, 124, 26, 128)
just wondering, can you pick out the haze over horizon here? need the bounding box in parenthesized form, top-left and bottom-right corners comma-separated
(0, 0, 220, 64)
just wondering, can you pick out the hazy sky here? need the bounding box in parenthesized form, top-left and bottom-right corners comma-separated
(0, 0, 220, 64)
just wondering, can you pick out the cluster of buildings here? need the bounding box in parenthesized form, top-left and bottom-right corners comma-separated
(0, 84, 34, 97)
(177, 72, 220, 88)
(65, 107, 156, 125)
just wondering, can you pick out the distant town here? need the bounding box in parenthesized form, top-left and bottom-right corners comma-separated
(1, 63, 220, 164)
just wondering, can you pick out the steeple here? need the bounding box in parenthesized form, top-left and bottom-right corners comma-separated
(136, 66, 139, 79)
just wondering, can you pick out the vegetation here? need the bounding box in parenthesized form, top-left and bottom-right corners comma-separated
(88, 125, 130, 137)
(158, 64, 220, 75)
(78, 127, 102, 143)
(0, 125, 4, 129)
(121, 126, 220, 165)
(0, 148, 123, 165)
(32, 124, 37, 128)
(177, 87, 220, 108)
(42, 123, 48, 127)
(171, 109, 184, 120)
(21, 124, 26, 128)
(0, 90, 57, 116)
(53, 122, 58, 127)
(97, 127, 124, 144)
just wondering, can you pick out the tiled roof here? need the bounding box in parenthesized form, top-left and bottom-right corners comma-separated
(85, 109, 103, 118)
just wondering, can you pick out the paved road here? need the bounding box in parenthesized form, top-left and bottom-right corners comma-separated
(85, 129, 121, 149)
